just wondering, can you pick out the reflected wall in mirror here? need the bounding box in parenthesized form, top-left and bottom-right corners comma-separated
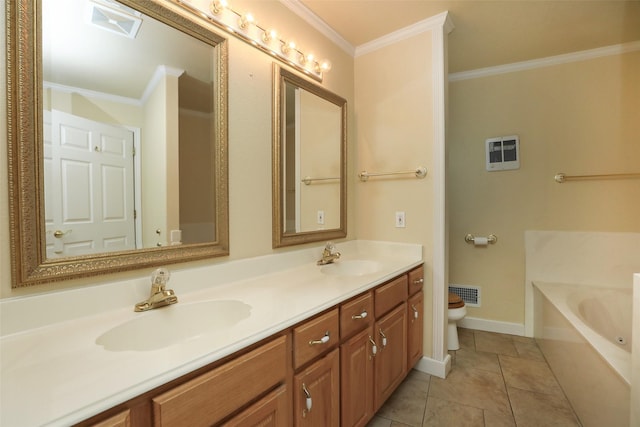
(6, 0, 229, 287)
(272, 64, 347, 248)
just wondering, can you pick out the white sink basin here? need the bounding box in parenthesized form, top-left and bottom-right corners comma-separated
(320, 260, 381, 277)
(96, 299, 251, 352)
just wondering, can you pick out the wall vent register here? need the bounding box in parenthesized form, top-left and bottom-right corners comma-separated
(449, 284, 481, 307)
(486, 135, 519, 171)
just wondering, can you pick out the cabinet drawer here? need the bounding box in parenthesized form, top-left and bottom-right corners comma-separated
(223, 385, 289, 426)
(152, 335, 288, 427)
(89, 410, 131, 427)
(408, 265, 424, 296)
(374, 275, 408, 318)
(293, 308, 339, 369)
(340, 292, 373, 339)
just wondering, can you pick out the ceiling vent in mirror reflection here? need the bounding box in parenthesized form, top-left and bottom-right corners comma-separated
(86, 0, 142, 39)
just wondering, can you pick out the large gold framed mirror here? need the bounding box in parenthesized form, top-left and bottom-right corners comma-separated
(272, 64, 347, 248)
(7, 0, 229, 287)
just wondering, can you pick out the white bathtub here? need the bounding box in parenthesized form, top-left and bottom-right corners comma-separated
(533, 282, 631, 427)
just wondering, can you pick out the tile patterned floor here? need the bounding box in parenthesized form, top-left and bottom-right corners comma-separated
(367, 328, 582, 426)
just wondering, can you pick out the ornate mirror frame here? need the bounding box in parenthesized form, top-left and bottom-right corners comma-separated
(6, 0, 229, 287)
(272, 64, 347, 248)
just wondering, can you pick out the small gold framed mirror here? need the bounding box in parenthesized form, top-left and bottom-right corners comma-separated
(272, 64, 347, 247)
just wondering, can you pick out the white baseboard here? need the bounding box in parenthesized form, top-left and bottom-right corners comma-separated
(413, 354, 451, 379)
(458, 316, 525, 336)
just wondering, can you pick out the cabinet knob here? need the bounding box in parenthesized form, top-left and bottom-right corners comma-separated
(308, 331, 330, 346)
(302, 383, 312, 417)
(368, 336, 378, 357)
(379, 329, 387, 348)
(411, 305, 419, 319)
(413, 278, 424, 285)
(351, 310, 368, 320)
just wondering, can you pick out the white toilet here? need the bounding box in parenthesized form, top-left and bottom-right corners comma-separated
(447, 292, 467, 350)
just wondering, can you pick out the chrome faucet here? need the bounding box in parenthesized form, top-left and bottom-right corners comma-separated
(134, 268, 178, 312)
(317, 242, 341, 265)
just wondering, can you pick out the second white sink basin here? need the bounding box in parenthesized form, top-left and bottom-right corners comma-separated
(320, 260, 381, 277)
(96, 299, 251, 352)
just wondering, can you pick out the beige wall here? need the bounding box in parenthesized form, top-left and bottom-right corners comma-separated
(355, 32, 436, 357)
(448, 50, 640, 325)
(0, 1, 355, 298)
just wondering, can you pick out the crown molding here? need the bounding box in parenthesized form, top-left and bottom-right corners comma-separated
(355, 12, 454, 57)
(278, 0, 356, 56)
(449, 40, 640, 82)
(43, 65, 185, 107)
(43, 81, 141, 106)
(140, 65, 185, 104)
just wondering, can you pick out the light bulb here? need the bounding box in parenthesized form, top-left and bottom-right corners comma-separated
(281, 39, 296, 54)
(238, 12, 254, 29)
(209, 0, 228, 14)
(319, 59, 332, 72)
(262, 28, 277, 43)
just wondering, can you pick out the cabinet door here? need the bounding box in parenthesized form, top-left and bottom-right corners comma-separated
(293, 348, 340, 427)
(407, 291, 424, 368)
(340, 327, 375, 427)
(374, 303, 407, 411)
(223, 385, 289, 426)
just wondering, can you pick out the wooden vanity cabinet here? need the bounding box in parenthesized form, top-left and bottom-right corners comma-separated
(79, 265, 425, 427)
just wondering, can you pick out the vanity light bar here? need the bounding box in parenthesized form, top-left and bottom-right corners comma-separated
(170, 0, 331, 82)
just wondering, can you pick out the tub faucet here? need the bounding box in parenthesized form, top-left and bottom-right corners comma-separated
(318, 242, 341, 265)
(134, 268, 178, 312)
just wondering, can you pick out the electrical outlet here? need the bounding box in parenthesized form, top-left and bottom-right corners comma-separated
(395, 211, 406, 228)
(317, 210, 325, 225)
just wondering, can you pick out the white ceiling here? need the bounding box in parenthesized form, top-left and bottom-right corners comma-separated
(296, 0, 640, 73)
(43, 0, 640, 99)
(43, 0, 214, 100)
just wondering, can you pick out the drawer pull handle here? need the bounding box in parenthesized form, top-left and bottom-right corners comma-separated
(413, 278, 424, 285)
(368, 337, 378, 356)
(309, 331, 330, 346)
(302, 383, 312, 417)
(379, 329, 387, 347)
(351, 310, 368, 320)
(412, 305, 419, 319)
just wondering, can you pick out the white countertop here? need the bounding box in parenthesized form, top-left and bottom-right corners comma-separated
(0, 240, 422, 426)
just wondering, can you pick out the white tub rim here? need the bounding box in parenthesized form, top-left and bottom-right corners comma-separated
(533, 281, 631, 385)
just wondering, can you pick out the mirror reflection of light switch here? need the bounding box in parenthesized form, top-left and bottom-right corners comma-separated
(317, 210, 325, 225)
